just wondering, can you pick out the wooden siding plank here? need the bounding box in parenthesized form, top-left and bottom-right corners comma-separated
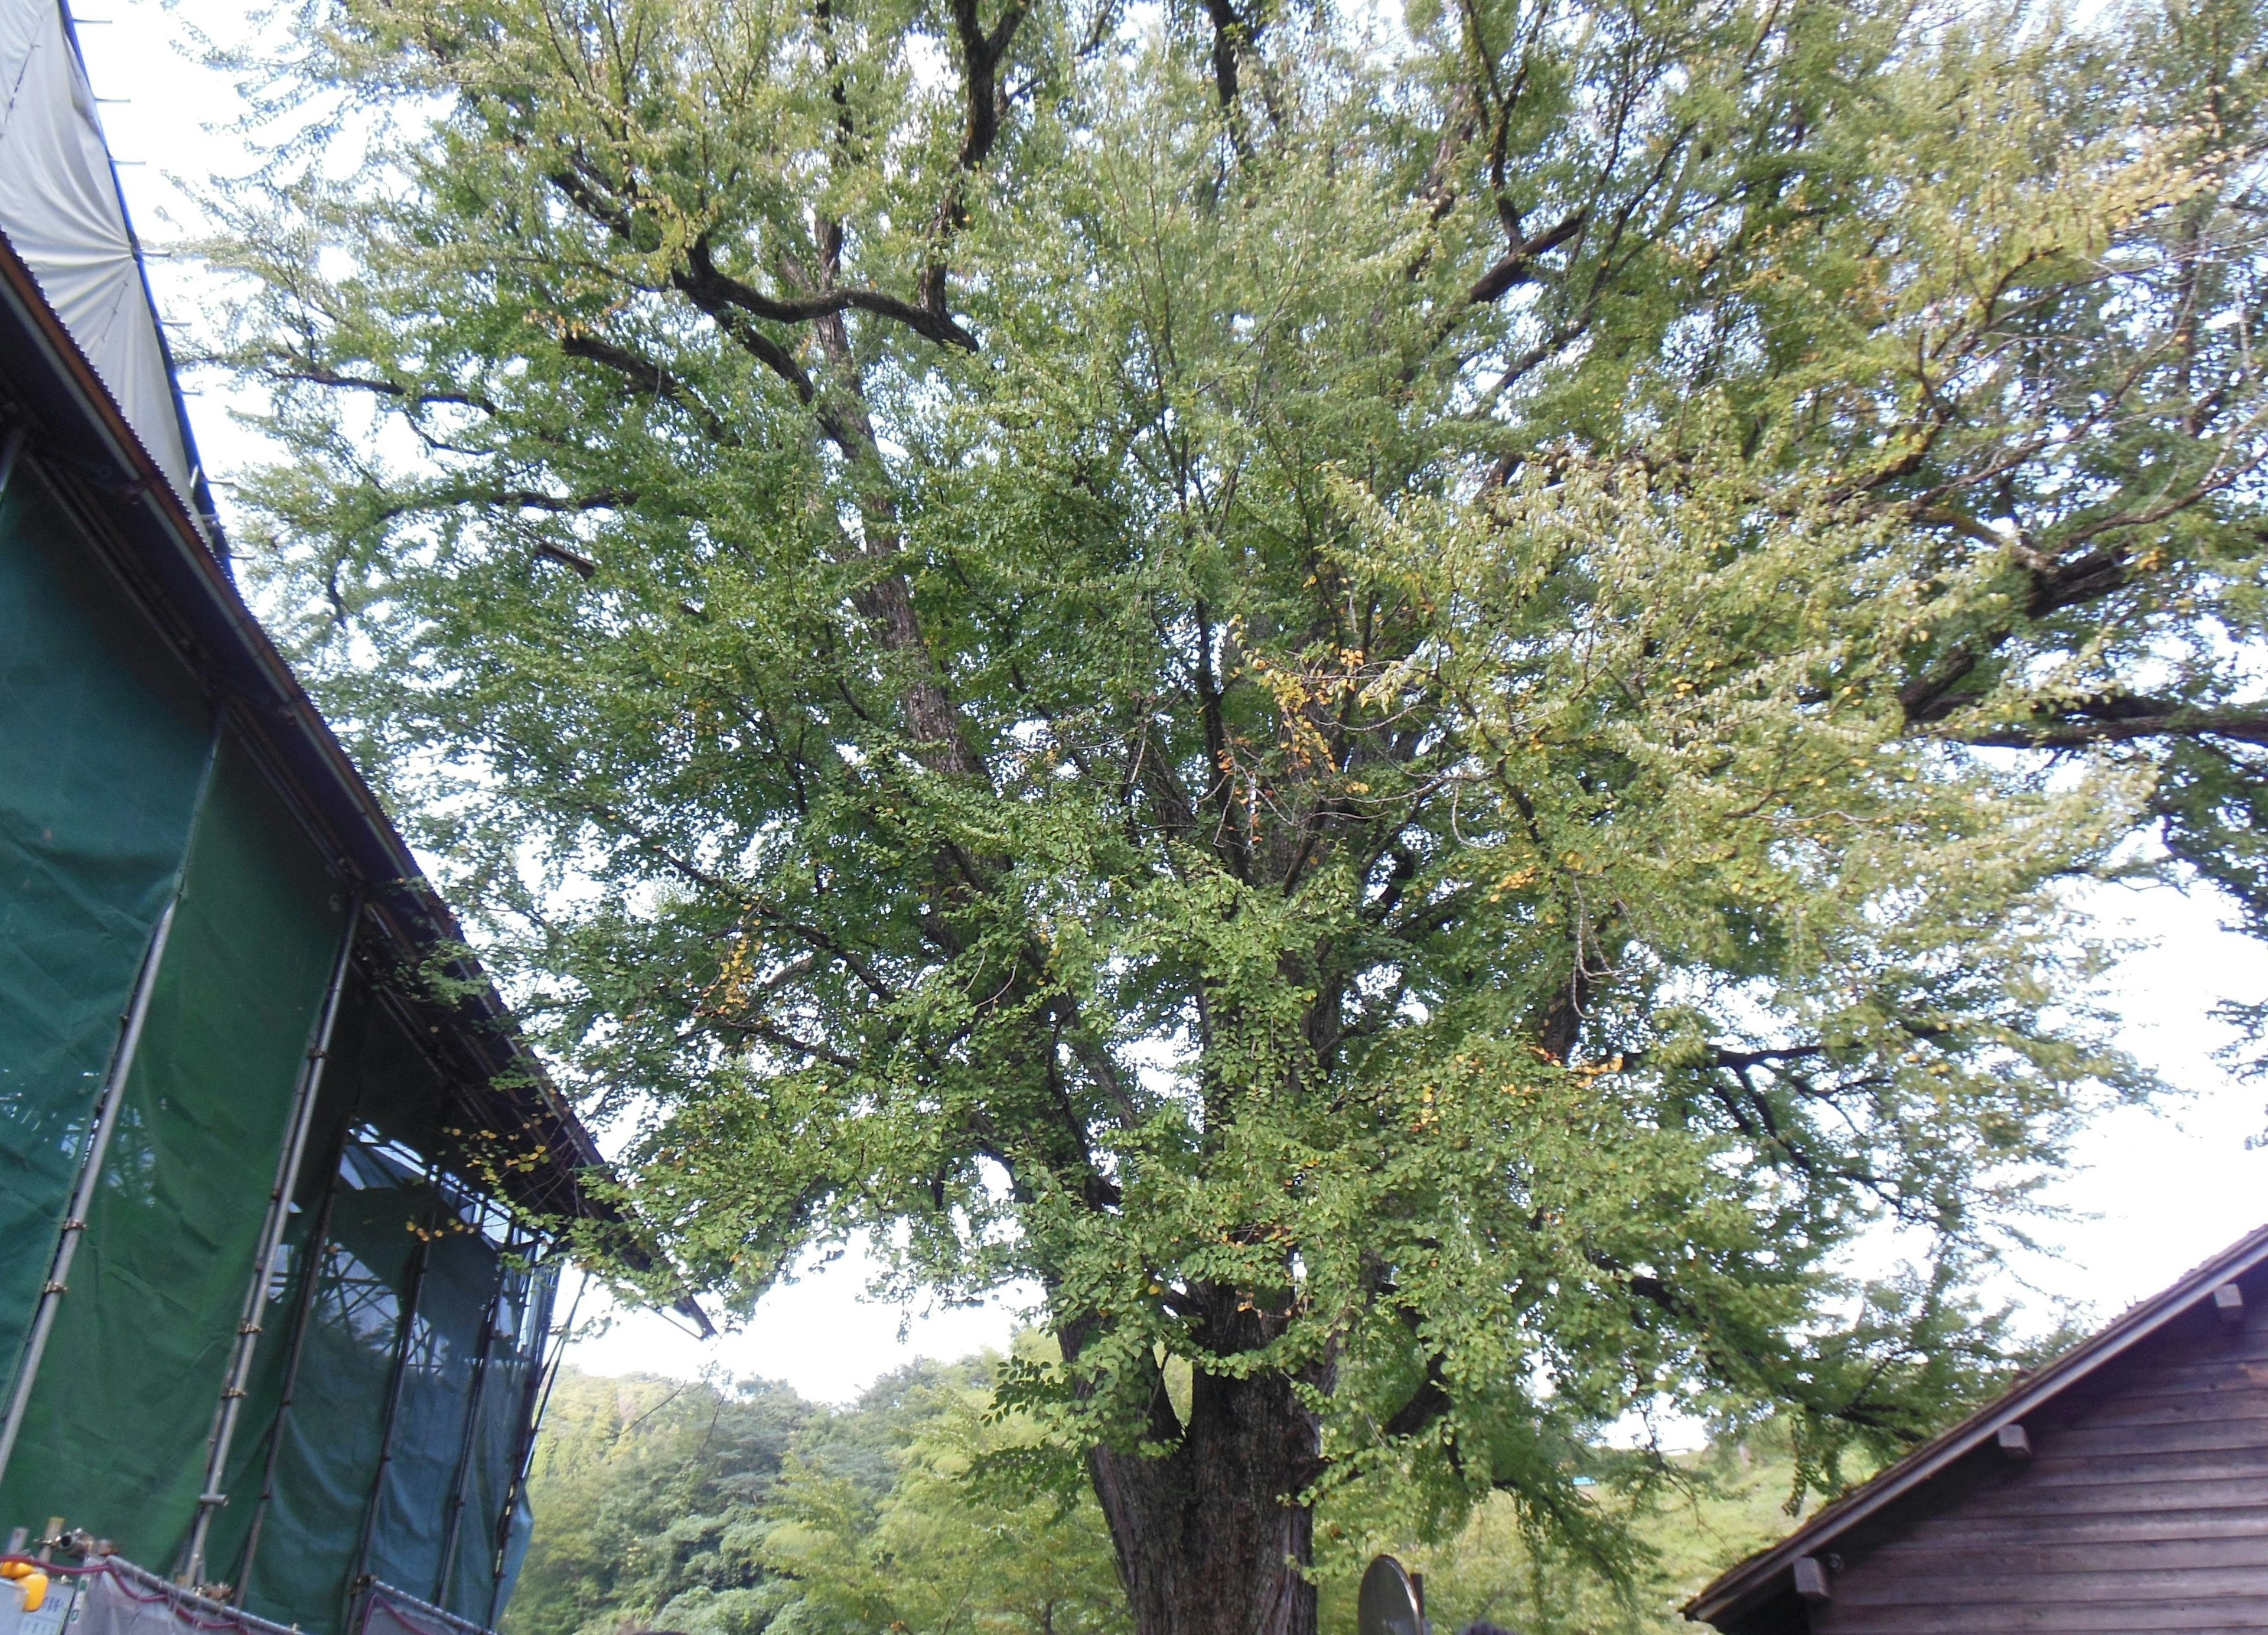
(2082, 1355, 2268, 1393)
(1892, 1501, 2268, 1545)
(2081, 1390, 2268, 1428)
(1946, 1474, 2268, 1514)
(1975, 1445, 2268, 1488)
(1817, 1598, 2268, 1634)
(1855, 1535, 2268, 1574)
(2031, 1420, 2268, 1458)
(1831, 1561, 2268, 1606)
(2127, 1321, 2268, 1360)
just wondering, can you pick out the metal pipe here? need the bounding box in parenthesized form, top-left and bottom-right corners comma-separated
(434, 1246, 513, 1606)
(230, 1101, 353, 1607)
(103, 1556, 307, 1635)
(485, 1264, 579, 1628)
(0, 890, 183, 1487)
(362, 1576, 494, 1635)
(0, 427, 26, 503)
(347, 1193, 437, 1622)
(180, 894, 364, 1587)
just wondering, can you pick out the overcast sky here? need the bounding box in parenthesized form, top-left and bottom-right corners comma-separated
(64, 0, 2268, 1403)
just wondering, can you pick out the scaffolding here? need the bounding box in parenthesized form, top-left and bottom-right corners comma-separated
(0, 7, 696, 1631)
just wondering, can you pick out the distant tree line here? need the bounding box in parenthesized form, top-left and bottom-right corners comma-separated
(505, 1359, 1129, 1635)
(505, 1361, 1807, 1635)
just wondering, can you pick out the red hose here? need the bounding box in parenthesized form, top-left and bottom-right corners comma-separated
(0, 1556, 110, 1577)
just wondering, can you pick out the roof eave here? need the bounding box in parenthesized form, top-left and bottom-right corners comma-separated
(0, 222, 712, 1337)
(1686, 1219, 2268, 1626)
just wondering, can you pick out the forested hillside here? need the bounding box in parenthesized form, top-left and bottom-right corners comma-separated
(505, 1360, 1810, 1635)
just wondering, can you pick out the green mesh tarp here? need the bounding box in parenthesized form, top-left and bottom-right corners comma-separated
(350, 1162, 557, 1627)
(0, 473, 562, 1631)
(0, 728, 348, 1562)
(230, 990, 447, 1630)
(199, 1178, 330, 1584)
(0, 475, 214, 1376)
(240, 1180, 420, 1633)
(364, 1227, 495, 1600)
(443, 1266, 552, 1623)
(0, 384, 569, 1635)
(198, 986, 383, 1593)
(232, 998, 559, 1635)
(496, 1481, 537, 1617)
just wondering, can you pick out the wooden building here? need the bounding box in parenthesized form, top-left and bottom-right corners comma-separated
(1687, 1224, 2268, 1634)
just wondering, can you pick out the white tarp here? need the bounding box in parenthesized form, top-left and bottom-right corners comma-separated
(57, 1562, 298, 1635)
(0, 0, 202, 527)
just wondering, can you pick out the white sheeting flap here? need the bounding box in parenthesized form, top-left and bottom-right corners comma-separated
(0, 0, 204, 532)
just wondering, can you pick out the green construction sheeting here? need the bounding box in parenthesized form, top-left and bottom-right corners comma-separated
(0, 468, 562, 1625)
(198, 985, 384, 1595)
(0, 475, 214, 1377)
(199, 1181, 327, 1587)
(232, 987, 556, 1635)
(494, 1480, 537, 1624)
(221, 986, 438, 1629)
(235, 1153, 552, 1632)
(342, 1138, 557, 1627)
(444, 1266, 552, 1623)
(241, 1179, 419, 1634)
(366, 1229, 497, 1602)
(0, 728, 347, 1562)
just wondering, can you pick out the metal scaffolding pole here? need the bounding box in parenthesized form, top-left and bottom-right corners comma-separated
(484, 1265, 579, 1630)
(230, 1105, 355, 1607)
(0, 426, 26, 501)
(347, 1190, 438, 1624)
(180, 894, 364, 1588)
(433, 1245, 514, 1607)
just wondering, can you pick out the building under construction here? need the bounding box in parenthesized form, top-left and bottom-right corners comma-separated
(0, 4, 695, 1634)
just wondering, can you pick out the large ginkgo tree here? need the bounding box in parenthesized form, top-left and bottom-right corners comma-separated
(208, 0, 2268, 1624)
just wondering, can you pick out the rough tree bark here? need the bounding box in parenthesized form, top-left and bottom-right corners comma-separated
(1081, 1296, 1325, 1635)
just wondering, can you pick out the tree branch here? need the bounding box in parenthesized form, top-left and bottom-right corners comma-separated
(1467, 208, 1587, 304)
(561, 333, 741, 443)
(1961, 705, 2268, 748)
(534, 540, 598, 579)
(260, 360, 498, 415)
(700, 1013, 864, 1071)
(947, 0, 1028, 170)
(680, 236, 976, 353)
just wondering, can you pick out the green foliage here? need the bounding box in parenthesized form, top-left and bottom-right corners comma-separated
(203, 0, 2268, 1607)
(1318, 1426, 1821, 1635)
(511, 1358, 1824, 1635)
(757, 1373, 1129, 1635)
(506, 1370, 814, 1635)
(508, 1359, 1125, 1635)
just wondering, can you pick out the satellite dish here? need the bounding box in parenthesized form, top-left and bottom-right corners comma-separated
(1358, 1555, 1425, 1635)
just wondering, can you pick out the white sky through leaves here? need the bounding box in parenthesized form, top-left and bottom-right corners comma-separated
(67, 0, 2268, 1405)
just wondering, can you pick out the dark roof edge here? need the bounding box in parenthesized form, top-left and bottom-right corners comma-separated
(1685, 1219, 2268, 1626)
(0, 222, 713, 1338)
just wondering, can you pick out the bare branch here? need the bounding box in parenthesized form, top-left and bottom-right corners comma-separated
(1961, 705, 2268, 749)
(260, 359, 498, 415)
(535, 540, 598, 578)
(679, 237, 976, 353)
(561, 332, 741, 442)
(1467, 209, 1587, 304)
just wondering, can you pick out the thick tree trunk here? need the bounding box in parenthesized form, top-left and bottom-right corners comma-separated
(1087, 1357, 1322, 1635)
